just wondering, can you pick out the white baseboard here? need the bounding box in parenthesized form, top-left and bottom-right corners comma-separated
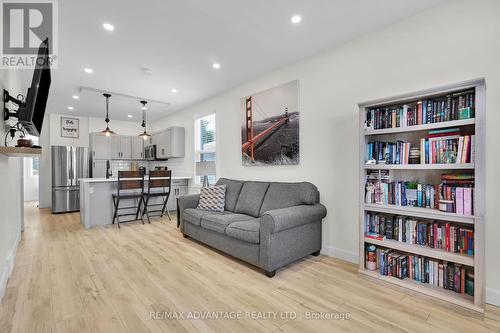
(0, 263, 8, 300)
(486, 288, 500, 307)
(0, 231, 21, 301)
(321, 245, 359, 264)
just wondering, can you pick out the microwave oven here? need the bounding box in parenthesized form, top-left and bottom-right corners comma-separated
(144, 145, 156, 160)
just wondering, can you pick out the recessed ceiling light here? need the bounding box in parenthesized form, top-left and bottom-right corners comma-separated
(102, 23, 114, 31)
(171, 88, 178, 93)
(212, 63, 221, 69)
(290, 15, 302, 24)
(67, 106, 74, 110)
(127, 114, 133, 118)
(72, 95, 79, 99)
(84, 68, 93, 74)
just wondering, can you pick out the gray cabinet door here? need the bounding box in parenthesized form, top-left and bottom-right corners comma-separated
(92, 160, 108, 178)
(110, 136, 121, 159)
(131, 137, 144, 159)
(167, 183, 188, 211)
(155, 131, 167, 158)
(120, 136, 132, 159)
(163, 128, 172, 158)
(92, 134, 111, 160)
(170, 127, 185, 158)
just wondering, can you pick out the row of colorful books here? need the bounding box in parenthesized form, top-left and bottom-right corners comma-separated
(364, 213, 474, 255)
(366, 141, 411, 164)
(365, 174, 474, 215)
(373, 247, 474, 296)
(365, 130, 475, 165)
(419, 128, 474, 164)
(365, 90, 475, 130)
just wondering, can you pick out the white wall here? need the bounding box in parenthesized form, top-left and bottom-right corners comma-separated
(23, 157, 39, 202)
(38, 113, 143, 208)
(0, 70, 24, 300)
(151, 0, 500, 305)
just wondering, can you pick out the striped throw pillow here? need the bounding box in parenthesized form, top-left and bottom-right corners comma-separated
(197, 184, 226, 212)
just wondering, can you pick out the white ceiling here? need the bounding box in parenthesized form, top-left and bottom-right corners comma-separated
(31, 0, 443, 121)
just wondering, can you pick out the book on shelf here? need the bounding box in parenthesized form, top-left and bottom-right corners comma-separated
(365, 212, 474, 256)
(365, 89, 475, 130)
(372, 246, 474, 296)
(365, 173, 474, 215)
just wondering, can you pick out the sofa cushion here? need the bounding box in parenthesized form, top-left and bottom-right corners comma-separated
(197, 185, 226, 212)
(215, 178, 244, 212)
(201, 213, 254, 233)
(234, 182, 270, 217)
(225, 219, 260, 244)
(259, 182, 319, 215)
(183, 208, 226, 226)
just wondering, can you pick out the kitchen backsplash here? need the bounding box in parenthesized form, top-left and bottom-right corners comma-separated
(108, 159, 189, 178)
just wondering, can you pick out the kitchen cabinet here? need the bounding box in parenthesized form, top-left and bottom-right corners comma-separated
(155, 126, 185, 159)
(121, 136, 131, 159)
(167, 179, 188, 211)
(110, 135, 131, 159)
(92, 160, 108, 178)
(90, 133, 111, 160)
(131, 136, 145, 159)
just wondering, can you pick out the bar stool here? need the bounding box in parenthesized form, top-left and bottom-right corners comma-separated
(112, 171, 145, 228)
(142, 170, 172, 223)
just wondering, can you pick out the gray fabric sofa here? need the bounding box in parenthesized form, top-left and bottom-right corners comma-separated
(178, 178, 327, 277)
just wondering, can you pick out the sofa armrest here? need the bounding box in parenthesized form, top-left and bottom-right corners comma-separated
(178, 194, 200, 211)
(261, 204, 327, 234)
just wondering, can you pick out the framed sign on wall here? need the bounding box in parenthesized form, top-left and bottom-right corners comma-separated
(60, 117, 79, 138)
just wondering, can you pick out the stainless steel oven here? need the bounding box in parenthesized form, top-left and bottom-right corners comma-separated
(144, 145, 156, 160)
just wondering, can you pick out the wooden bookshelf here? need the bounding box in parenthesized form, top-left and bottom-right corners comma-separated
(358, 79, 485, 312)
(0, 146, 42, 157)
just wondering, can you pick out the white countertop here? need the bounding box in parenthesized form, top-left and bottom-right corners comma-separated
(80, 176, 191, 183)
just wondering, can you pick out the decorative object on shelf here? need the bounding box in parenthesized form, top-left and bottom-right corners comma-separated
(138, 100, 151, 140)
(241, 80, 299, 166)
(366, 244, 377, 271)
(196, 160, 215, 187)
(60, 117, 79, 138)
(100, 93, 116, 137)
(17, 136, 32, 147)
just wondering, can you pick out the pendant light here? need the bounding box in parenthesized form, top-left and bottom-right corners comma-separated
(101, 93, 116, 136)
(138, 100, 151, 140)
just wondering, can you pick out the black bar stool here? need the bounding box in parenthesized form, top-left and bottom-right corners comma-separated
(142, 170, 172, 223)
(112, 171, 145, 228)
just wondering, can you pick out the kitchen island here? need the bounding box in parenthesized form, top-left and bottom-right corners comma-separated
(79, 176, 190, 229)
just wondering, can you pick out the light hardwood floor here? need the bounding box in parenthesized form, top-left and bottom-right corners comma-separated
(1, 202, 499, 333)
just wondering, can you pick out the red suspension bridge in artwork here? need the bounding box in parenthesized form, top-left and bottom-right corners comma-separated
(242, 96, 289, 161)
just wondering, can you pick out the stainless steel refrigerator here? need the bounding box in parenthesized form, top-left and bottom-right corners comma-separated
(51, 146, 88, 213)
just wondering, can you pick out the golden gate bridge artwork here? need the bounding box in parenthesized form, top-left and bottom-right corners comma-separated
(241, 80, 299, 166)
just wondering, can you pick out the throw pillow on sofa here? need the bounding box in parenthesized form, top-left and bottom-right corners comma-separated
(197, 184, 226, 212)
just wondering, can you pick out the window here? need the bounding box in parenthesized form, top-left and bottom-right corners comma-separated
(195, 113, 216, 185)
(32, 157, 39, 176)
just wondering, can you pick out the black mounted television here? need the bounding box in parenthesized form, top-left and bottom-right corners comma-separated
(17, 38, 51, 136)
